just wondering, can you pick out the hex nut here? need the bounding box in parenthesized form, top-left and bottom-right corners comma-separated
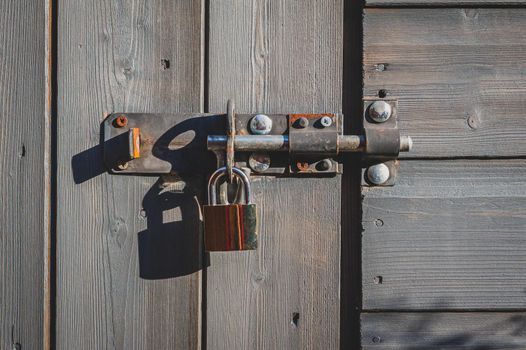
(297, 117, 309, 128)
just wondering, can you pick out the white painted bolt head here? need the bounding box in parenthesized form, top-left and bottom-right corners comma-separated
(249, 114, 273, 135)
(368, 101, 392, 123)
(366, 163, 390, 185)
(248, 153, 271, 172)
(320, 116, 333, 127)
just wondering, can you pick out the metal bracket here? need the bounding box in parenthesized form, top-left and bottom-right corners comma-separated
(102, 98, 412, 182)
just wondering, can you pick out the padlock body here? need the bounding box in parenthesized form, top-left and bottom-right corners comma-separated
(204, 204, 257, 251)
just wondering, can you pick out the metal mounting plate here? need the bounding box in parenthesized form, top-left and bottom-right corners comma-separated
(103, 112, 342, 176)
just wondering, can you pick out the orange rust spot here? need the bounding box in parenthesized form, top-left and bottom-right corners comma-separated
(114, 115, 128, 128)
(289, 113, 335, 124)
(296, 161, 309, 171)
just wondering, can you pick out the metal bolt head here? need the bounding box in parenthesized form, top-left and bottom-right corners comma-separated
(297, 117, 309, 128)
(114, 115, 128, 128)
(368, 101, 392, 123)
(248, 153, 271, 172)
(319, 116, 333, 127)
(317, 159, 332, 171)
(249, 114, 273, 135)
(366, 163, 390, 185)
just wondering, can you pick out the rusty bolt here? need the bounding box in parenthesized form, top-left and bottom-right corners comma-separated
(366, 163, 390, 185)
(114, 115, 128, 128)
(297, 117, 309, 128)
(296, 161, 309, 171)
(320, 116, 333, 127)
(368, 101, 392, 123)
(317, 159, 332, 171)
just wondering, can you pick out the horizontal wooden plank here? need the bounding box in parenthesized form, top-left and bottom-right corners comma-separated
(367, 0, 526, 6)
(364, 9, 526, 158)
(362, 160, 526, 310)
(361, 312, 526, 349)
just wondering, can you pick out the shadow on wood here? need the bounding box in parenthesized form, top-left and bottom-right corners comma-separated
(138, 177, 208, 279)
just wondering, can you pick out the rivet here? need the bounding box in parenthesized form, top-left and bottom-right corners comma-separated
(366, 163, 390, 185)
(319, 116, 333, 127)
(250, 114, 273, 135)
(297, 117, 309, 128)
(317, 159, 332, 171)
(248, 153, 271, 172)
(368, 101, 392, 123)
(114, 115, 128, 128)
(372, 336, 382, 343)
(374, 219, 384, 227)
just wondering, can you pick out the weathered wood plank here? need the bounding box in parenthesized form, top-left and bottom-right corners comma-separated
(367, 0, 526, 6)
(361, 312, 526, 349)
(362, 160, 526, 310)
(207, 1, 342, 349)
(56, 1, 203, 349)
(364, 9, 526, 158)
(0, 1, 46, 349)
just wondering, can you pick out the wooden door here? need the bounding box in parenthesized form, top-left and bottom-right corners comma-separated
(3, 1, 526, 349)
(361, 3, 526, 349)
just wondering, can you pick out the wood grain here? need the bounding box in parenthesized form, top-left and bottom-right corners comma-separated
(207, 1, 343, 349)
(0, 1, 45, 349)
(362, 160, 526, 310)
(367, 0, 526, 5)
(56, 1, 203, 348)
(364, 9, 526, 158)
(362, 312, 526, 349)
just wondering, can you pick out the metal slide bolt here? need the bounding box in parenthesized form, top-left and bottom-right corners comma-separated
(366, 163, 390, 185)
(368, 101, 392, 123)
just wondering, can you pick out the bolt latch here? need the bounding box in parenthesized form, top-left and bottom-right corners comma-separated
(102, 98, 412, 182)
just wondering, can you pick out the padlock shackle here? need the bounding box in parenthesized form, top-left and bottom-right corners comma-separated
(208, 166, 252, 205)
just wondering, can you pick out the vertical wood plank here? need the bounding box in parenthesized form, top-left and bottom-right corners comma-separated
(207, 1, 343, 348)
(56, 1, 203, 348)
(0, 1, 46, 349)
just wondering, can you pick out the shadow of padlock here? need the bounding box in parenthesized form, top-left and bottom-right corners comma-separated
(203, 166, 258, 251)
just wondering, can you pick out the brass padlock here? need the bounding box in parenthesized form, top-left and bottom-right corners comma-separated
(204, 167, 258, 251)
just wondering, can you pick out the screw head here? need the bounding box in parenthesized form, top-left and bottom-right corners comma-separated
(317, 159, 332, 171)
(249, 153, 271, 172)
(319, 116, 333, 127)
(114, 115, 128, 128)
(249, 114, 273, 135)
(368, 101, 392, 123)
(366, 163, 390, 185)
(297, 117, 309, 128)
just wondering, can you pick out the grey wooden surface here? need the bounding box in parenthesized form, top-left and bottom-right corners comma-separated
(361, 313, 526, 349)
(367, 0, 526, 5)
(0, 1, 46, 349)
(206, 1, 342, 349)
(362, 160, 526, 310)
(364, 8, 526, 158)
(56, 1, 203, 349)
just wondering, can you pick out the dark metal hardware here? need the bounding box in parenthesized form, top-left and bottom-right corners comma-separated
(102, 98, 412, 178)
